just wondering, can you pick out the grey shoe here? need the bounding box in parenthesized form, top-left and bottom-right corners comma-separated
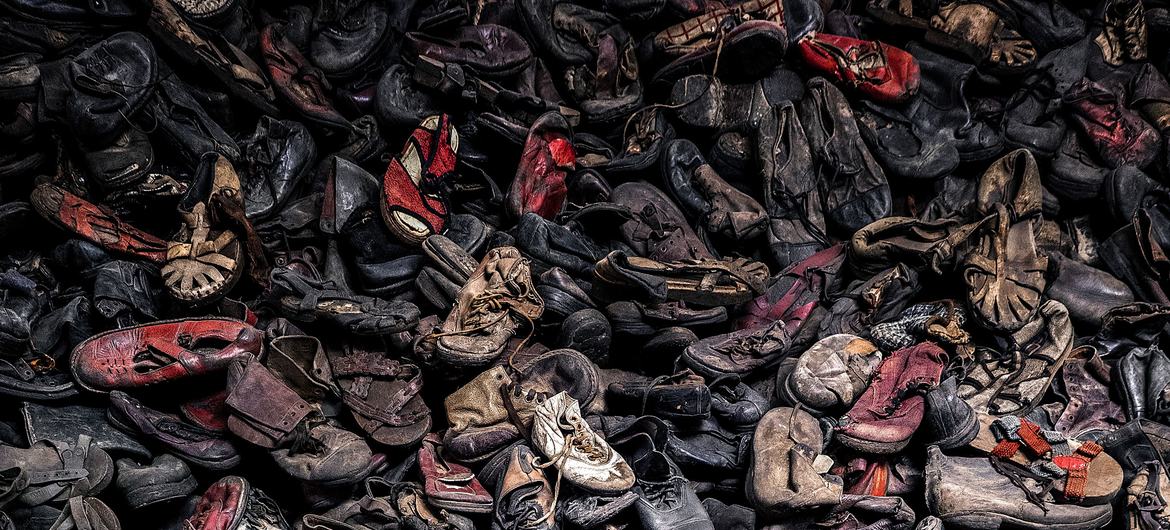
(780, 334, 882, 414)
(115, 455, 197, 510)
(924, 445, 1112, 530)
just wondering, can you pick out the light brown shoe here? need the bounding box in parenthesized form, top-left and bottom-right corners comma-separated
(442, 366, 522, 463)
(434, 247, 544, 368)
(746, 407, 842, 513)
(962, 149, 1048, 333)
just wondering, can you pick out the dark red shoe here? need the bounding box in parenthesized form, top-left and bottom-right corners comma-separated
(260, 24, 349, 130)
(506, 111, 575, 219)
(381, 114, 459, 246)
(796, 33, 920, 104)
(835, 342, 947, 454)
(1063, 78, 1161, 169)
(180, 387, 230, 433)
(31, 182, 168, 263)
(71, 317, 262, 393)
(418, 433, 493, 513)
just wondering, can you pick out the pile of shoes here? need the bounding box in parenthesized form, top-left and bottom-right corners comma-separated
(3, 0, 1170, 528)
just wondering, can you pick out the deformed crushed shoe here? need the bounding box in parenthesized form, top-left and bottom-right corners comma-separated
(593, 251, 768, 307)
(433, 246, 544, 368)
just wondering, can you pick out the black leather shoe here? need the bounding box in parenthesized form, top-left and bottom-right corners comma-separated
(757, 101, 828, 269)
(662, 139, 767, 241)
(607, 370, 711, 421)
(240, 117, 317, 221)
(923, 376, 978, 449)
(309, 0, 392, 78)
(558, 308, 612, 363)
(799, 78, 891, 236)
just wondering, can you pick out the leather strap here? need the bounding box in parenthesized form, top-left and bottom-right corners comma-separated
(340, 368, 426, 427)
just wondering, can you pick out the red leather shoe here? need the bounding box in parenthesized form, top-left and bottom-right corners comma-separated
(186, 476, 289, 530)
(260, 24, 349, 130)
(1064, 78, 1161, 169)
(418, 433, 492, 513)
(381, 114, 458, 246)
(180, 387, 231, 433)
(796, 33, 920, 104)
(31, 182, 168, 263)
(506, 111, 575, 219)
(71, 317, 262, 393)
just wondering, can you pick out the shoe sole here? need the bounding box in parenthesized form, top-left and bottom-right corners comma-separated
(834, 430, 911, 455)
(939, 510, 1112, 530)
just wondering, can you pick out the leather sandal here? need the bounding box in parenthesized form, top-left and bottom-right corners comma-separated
(30, 183, 168, 263)
(969, 414, 1123, 506)
(270, 267, 421, 336)
(316, 344, 431, 448)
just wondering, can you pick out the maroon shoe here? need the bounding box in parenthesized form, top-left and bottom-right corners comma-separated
(835, 342, 947, 454)
(71, 318, 262, 393)
(108, 391, 241, 470)
(736, 244, 847, 331)
(506, 111, 575, 220)
(406, 24, 532, 79)
(260, 24, 349, 130)
(1063, 78, 1160, 169)
(31, 182, 168, 263)
(418, 433, 493, 513)
(180, 387, 230, 433)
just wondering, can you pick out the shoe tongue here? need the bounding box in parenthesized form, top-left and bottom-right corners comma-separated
(633, 451, 673, 479)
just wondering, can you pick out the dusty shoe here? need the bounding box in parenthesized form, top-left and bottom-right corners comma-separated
(1125, 461, 1170, 529)
(0, 435, 113, 507)
(531, 392, 635, 494)
(490, 445, 555, 530)
(50, 496, 120, 530)
(418, 434, 492, 514)
(835, 342, 947, 454)
(682, 319, 795, 378)
(925, 446, 1112, 529)
(962, 149, 1048, 333)
(967, 415, 1124, 505)
(434, 247, 544, 368)
(71, 317, 262, 393)
(746, 407, 842, 513)
(958, 300, 1074, 416)
(922, 377, 979, 450)
(593, 251, 768, 307)
(162, 202, 243, 307)
(780, 334, 882, 414)
(318, 345, 430, 448)
(225, 360, 379, 486)
(107, 391, 241, 471)
(114, 454, 197, 510)
(443, 366, 522, 463)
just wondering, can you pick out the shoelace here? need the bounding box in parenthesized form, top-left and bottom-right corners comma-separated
(529, 415, 609, 525)
(813, 38, 889, 87)
(417, 170, 454, 219)
(641, 479, 681, 509)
